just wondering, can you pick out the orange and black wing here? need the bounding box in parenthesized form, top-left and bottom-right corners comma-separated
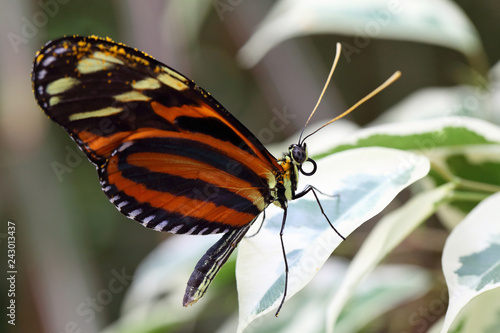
(32, 35, 282, 235)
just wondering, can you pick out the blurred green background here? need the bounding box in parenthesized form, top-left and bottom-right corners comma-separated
(1, 0, 499, 332)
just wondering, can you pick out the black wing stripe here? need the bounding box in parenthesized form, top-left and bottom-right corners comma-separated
(175, 116, 256, 152)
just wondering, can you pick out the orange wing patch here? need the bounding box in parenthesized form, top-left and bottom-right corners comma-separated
(77, 130, 133, 161)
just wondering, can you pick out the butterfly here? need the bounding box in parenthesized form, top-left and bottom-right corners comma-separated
(32, 35, 399, 315)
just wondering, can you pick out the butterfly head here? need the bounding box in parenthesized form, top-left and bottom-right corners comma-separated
(288, 143, 317, 177)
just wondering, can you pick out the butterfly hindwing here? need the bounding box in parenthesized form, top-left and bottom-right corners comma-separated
(101, 137, 269, 234)
(32, 35, 282, 234)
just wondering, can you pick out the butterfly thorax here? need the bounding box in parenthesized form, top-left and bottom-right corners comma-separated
(272, 142, 310, 208)
(273, 155, 298, 209)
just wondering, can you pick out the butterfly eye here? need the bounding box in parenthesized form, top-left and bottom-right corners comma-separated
(290, 143, 308, 164)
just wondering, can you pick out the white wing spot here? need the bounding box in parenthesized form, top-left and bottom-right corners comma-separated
(46, 77, 80, 95)
(132, 78, 161, 90)
(68, 107, 123, 121)
(169, 225, 182, 233)
(77, 51, 123, 74)
(185, 226, 198, 235)
(162, 66, 188, 82)
(92, 51, 124, 65)
(37, 69, 47, 80)
(154, 220, 169, 231)
(49, 96, 61, 106)
(114, 91, 151, 102)
(128, 209, 142, 219)
(157, 73, 188, 91)
(118, 141, 133, 152)
(117, 201, 129, 209)
(42, 56, 57, 67)
(143, 215, 155, 225)
(54, 47, 70, 55)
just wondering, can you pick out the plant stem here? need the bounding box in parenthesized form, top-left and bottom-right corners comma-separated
(448, 191, 491, 203)
(455, 178, 500, 193)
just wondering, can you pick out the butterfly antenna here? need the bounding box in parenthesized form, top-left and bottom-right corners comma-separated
(297, 42, 342, 144)
(300, 70, 401, 144)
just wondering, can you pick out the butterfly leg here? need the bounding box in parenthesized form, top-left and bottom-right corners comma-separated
(275, 206, 289, 316)
(245, 210, 266, 238)
(183, 223, 252, 307)
(294, 185, 345, 240)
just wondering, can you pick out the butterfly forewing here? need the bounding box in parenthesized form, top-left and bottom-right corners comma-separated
(32, 35, 282, 234)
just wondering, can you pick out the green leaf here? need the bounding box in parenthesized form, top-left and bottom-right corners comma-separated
(446, 152, 500, 187)
(236, 147, 430, 332)
(440, 192, 500, 333)
(237, 0, 482, 67)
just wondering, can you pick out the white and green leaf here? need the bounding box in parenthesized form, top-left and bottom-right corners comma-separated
(238, 0, 482, 67)
(236, 147, 430, 332)
(440, 192, 500, 333)
(321, 116, 500, 155)
(326, 183, 455, 333)
(320, 117, 500, 222)
(220, 262, 431, 333)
